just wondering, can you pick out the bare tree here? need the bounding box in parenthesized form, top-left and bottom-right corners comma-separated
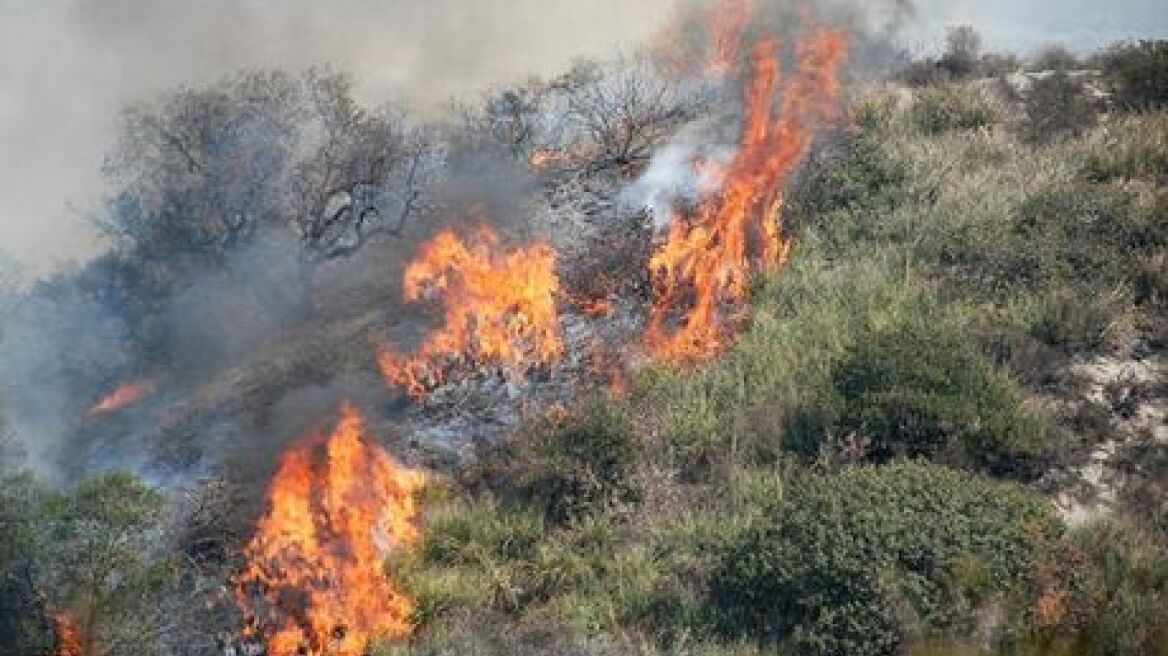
(562, 56, 697, 172)
(289, 71, 436, 263)
(101, 69, 434, 271)
(102, 70, 305, 269)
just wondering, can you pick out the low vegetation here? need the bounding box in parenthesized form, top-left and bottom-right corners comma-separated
(2, 23, 1167, 656)
(389, 34, 1168, 656)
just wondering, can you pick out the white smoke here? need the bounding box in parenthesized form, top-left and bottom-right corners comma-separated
(621, 120, 736, 231)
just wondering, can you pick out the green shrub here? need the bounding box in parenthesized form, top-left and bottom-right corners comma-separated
(0, 473, 54, 656)
(1020, 72, 1099, 144)
(481, 399, 642, 524)
(1029, 45, 1082, 73)
(793, 136, 908, 222)
(910, 85, 998, 135)
(1101, 40, 1168, 111)
(1018, 519, 1168, 656)
(1027, 285, 1130, 352)
(638, 257, 927, 479)
(823, 318, 1049, 475)
(1080, 114, 1168, 182)
(709, 462, 1062, 656)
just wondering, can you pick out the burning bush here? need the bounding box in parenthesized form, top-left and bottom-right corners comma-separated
(645, 27, 848, 362)
(233, 404, 424, 656)
(377, 224, 562, 397)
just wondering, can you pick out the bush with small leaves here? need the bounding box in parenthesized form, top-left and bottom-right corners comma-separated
(1101, 39, 1168, 111)
(1020, 71, 1099, 145)
(840, 319, 1049, 474)
(481, 399, 642, 524)
(910, 85, 998, 135)
(710, 462, 1062, 656)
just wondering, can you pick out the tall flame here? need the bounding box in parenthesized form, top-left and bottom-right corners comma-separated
(646, 29, 848, 362)
(377, 224, 563, 397)
(234, 404, 424, 656)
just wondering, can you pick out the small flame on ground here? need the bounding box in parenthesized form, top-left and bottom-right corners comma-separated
(377, 224, 563, 398)
(233, 404, 424, 656)
(87, 379, 155, 416)
(646, 28, 848, 363)
(52, 612, 83, 656)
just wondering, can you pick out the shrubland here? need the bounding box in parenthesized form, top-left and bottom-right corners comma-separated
(389, 35, 1168, 656)
(2, 24, 1167, 656)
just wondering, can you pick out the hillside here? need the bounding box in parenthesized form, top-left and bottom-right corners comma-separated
(1, 9, 1167, 656)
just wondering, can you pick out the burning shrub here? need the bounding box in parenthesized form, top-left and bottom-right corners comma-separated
(909, 85, 998, 135)
(709, 462, 1062, 655)
(233, 405, 424, 656)
(822, 318, 1050, 476)
(377, 224, 563, 397)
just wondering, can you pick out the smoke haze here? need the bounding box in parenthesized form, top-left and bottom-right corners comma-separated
(1, 0, 1166, 276)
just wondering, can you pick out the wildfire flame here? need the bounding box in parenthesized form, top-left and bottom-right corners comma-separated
(646, 28, 848, 362)
(233, 404, 424, 656)
(87, 379, 155, 416)
(377, 224, 563, 397)
(710, 0, 754, 75)
(52, 612, 83, 656)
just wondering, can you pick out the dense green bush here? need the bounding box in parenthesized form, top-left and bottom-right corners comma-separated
(940, 179, 1161, 324)
(1101, 40, 1168, 110)
(910, 85, 998, 135)
(479, 399, 642, 524)
(0, 473, 54, 656)
(815, 318, 1049, 474)
(1020, 72, 1099, 144)
(709, 463, 1062, 656)
(1080, 114, 1168, 182)
(793, 136, 908, 222)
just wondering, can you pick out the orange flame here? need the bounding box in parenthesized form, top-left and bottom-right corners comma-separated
(234, 404, 424, 656)
(377, 224, 563, 397)
(646, 29, 848, 362)
(52, 612, 84, 656)
(710, 0, 754, 75)
(87, 379, 155, 416)
(528, 148, 563, 170)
